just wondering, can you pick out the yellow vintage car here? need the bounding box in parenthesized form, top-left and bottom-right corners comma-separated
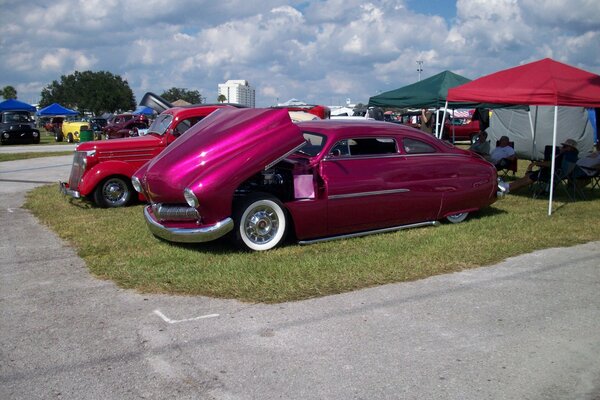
(59, 120, 90, 143)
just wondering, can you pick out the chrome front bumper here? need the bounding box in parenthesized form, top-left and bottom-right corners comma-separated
(59, 181, 81, 199)
(143, 206, 234, 243)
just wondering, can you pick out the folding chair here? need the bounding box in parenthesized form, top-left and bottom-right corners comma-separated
(590, 170, 600, 190)
(495, 140, 518, 177)
(554, 162, 585, 201)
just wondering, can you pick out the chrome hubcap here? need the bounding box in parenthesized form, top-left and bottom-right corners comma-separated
(244, 206, 279, 244)
(104, 181, 125, 204)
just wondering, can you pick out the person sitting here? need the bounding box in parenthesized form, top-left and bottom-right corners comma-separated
(489, 135, 516, 170)
(499, 138, 579, 193)
(572, 142, 600, 179)
(469, 130, 490, 157)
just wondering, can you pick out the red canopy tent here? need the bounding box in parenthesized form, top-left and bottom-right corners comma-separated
(447, 58, 600, 215)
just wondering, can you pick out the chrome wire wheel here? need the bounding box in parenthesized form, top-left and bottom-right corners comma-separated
(236, 196, 287, 251)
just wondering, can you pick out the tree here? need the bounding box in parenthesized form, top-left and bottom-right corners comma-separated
(1, 86, 17, 99)
(217, 94, 227, 103)
(40, 71, 136, 115)
(160, 87, 202, 104)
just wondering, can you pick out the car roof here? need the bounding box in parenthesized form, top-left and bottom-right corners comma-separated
(296, 119, 458, 152)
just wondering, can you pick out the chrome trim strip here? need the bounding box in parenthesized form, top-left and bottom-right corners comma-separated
(144, 206, 233, 243)
(323, 153, 401, 161)
(298, 221, 440, 245)
(99, 148, 154, 154)
(265, 143, 306, 170)
(323, 153, 469, 161)
(329, 188, 409, 200)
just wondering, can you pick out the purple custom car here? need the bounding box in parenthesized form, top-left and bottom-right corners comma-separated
(132, 108, 501, 251)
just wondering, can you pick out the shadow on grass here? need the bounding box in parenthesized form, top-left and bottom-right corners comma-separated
(160, 235, 241, 255)
(468, 206, 508, 220)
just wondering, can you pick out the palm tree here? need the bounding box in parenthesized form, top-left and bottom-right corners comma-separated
(217, 94, 227, 103)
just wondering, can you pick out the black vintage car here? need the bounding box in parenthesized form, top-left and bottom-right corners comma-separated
(89, 117, 108, 140)
(0, 110, 40, 145)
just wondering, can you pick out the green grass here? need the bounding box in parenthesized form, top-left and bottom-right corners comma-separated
(23, 168, 600, 303)
(37, 128, 69, 145)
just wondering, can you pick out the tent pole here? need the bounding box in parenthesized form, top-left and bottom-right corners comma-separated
(439, 101, 449, 139)
(548, 106, 559, 216)
(528, 107, 536, 159)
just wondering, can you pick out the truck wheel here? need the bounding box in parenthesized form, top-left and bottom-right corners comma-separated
(93, 177, 133, 208)
(233, 194, 287, 251)
(67, 133, 74, 143)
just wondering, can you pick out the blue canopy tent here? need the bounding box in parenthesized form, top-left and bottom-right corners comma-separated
(0, 99, 36, 112)
(36, 103, 78, 116)
(133, 106, 155, 116)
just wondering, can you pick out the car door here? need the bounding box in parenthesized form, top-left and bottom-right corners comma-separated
(321, 136, 442, 236)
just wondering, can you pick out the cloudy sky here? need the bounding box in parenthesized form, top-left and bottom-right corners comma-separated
(1, 0, 599, 107)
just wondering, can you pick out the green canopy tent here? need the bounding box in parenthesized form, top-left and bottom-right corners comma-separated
(368, 70, 473, 109)
(368, 70, 481, 138)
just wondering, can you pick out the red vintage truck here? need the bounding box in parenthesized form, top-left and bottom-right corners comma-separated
(60, 94, 237, 207)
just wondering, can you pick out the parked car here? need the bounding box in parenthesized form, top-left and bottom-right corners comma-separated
(442, 117, 481, 143)
(44, 116, 64, 136)
(89, 117, 107, 140)
(58, 120, 90, 143)
(103, 114, 149, 139)
(273, 104, 331, 119)
(0, 110, 40, 145)
(132, 108, 501, 251)
(59, 103, 235, 207)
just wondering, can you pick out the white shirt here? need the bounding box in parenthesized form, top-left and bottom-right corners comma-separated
(490, 145, 515, 164)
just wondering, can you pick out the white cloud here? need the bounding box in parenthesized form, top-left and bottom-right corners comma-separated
(0, 0, 599, 106)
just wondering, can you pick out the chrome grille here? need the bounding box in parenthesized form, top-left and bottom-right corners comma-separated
(152, 203, 200, 222)
(68, 151, 86, 189)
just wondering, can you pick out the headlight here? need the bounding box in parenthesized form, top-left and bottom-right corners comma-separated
(132, 176, 143, 193)
(33, 131, 39, 137)
(184, 188, 199, 208)
(2, 132, 8, 138)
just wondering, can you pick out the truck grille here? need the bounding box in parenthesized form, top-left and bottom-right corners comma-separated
(68, 151, 86, 189)
(152, 203, 200, 222)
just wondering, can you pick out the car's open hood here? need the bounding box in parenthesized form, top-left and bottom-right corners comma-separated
(139, 108, 305, 203)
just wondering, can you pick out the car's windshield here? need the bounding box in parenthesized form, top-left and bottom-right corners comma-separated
(2, 111, 32, 123)
(147, 114, 173, 135)
(296, 132, 326, 157)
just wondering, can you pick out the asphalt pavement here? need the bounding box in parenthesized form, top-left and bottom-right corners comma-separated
(1, 155, 599, 400)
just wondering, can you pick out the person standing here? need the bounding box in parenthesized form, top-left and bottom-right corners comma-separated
(420, 108, 434, 134)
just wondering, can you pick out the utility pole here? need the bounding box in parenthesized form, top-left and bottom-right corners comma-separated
(416, 60, 423, 81)
(417, 60, 424, 81)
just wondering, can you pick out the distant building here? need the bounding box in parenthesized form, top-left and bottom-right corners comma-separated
(217, 80, 255, 108)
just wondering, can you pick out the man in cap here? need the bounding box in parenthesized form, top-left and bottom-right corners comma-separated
(498, 138, 579, 193)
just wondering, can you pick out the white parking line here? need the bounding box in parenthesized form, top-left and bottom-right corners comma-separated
(153, 309, 220, 324)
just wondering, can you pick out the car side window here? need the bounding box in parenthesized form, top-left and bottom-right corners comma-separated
(173, 117, 203, 137)
(403, 138, 436, 154)
(329, 138, 397, 157)
(329, 140, 350, 156)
